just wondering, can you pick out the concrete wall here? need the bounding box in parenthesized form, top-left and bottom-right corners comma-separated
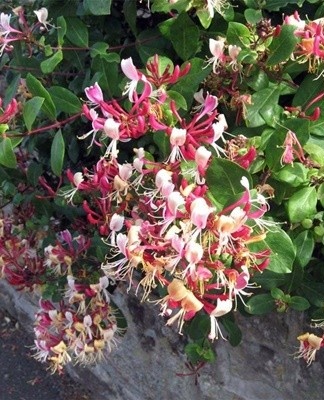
(1, 280, 323, 400)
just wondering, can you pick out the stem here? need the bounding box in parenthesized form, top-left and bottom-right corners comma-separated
(7, 112, 82, 137)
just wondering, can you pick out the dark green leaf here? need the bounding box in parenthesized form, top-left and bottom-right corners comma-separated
(289, 296, 310, 311)
(26, 74, 56, 119)
(245, 294, 276, 315)
(23, 97, 44, 131)
(26, 162, 43, 186)
(48, 86, 82, 114)
(253, 270, 289, 290)
(170, 13, 200, 60)
(123, 0, 137, 35)
(66, 17, 89, 48)
(83, 0, 112, 15)
(266, 25, 299, 66)
(293, 230, 315, 268)
(221, 317, 242, 346)
(51, 129, 65, 176)
(245, 87, 280, 127)
(206, 158, 252, 209)
(300, 281, 324, 307)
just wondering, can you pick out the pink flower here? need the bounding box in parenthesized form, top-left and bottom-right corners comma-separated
(208, 298, 232, 341)
(85, 82, 104, 104)
(190, 197, 213, 229)
(206, 38, 226, 73)
(121, 57, 152, 102)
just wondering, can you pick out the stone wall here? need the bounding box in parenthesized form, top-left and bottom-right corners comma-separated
(1, 279, 323, 400)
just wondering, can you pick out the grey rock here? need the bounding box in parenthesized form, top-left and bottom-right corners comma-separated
(1, 280, 323, 400)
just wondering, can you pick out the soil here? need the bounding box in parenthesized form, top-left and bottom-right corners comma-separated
(0, 308, 94, 400)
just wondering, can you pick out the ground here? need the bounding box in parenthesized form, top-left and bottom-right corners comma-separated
(0, 308, 94, 400)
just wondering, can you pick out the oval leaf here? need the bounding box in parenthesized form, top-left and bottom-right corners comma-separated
(51, 129, 65, 176)
(26, 74, 56, 120)
(287, 187, 318, 223)
(245, 294, 276, 315)
(0, 137, 17, 168)
(206, 158, 252, 209)
(48, 86, 82, 114)
(249, 228, 296, 273)
(23, 97, 44, 131)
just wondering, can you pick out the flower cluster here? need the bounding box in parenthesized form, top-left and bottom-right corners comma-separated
(284, 11, 324, 77)
(33, 276, 119, 374)
(0, 7, 51, 56)
(62, 55, 272, 347)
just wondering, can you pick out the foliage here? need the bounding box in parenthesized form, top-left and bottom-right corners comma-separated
(0, 0, 324, 373)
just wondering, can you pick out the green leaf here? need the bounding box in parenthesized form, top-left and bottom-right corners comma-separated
(245, 87, 280, 127)
(26, 162, 43, 186)
(300, 281, 324, 307)
(289, 296, 310, 311)
(26, 74, 56, 119)
(249, 228, 296, 273)
(287, 187, 318, 223)
(90, 42, 109, 58)
(48, 86, 81, 114)
(41, 50, 63, 74)
(65, 17, 89, 48)
(186, 314, 210, 341)
(167, 90, 187, 110)
(206, 158, 252, 209)
(293, 230, 315, 268)
(253, 270, 289, 290)
(319, 183, 324, 207)
(91, 54, 120, 97)
(172, 58, 211, 107)
(293, 73, 324, 111)
(51, 130, 65, 176)
(23, 97, 44, 131)
(153, 131, 170, 160)
(226, 22, 251, 48)
(266, 25, 299, 66)
(221, 317, 242, 346)
(244, 8, 262, 24)
(274, 163, 308, 187)
(245, 294, 276, 315)
(170, 13, 200, 60)
(304, 142, 324, 165)
(57, 16, 67, 47)
(83, 0, 112, 15)
(271, 287, 285, 300)
(123, 0, 137, 35)
(0, 137, 17, 168)
(185, 342, 215, 364)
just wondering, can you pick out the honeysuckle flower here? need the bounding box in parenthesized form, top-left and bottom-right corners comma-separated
(208, 298, 232, 341)
(168, 127, 187, 163)
(103, 118, 121, 158)
(206, 38, 226, 73)
(34, 7, 53, 30)
(0, 98, 18, 124)
(281, 130, 305, 165)
(85, 82, 104, 105)
(295, 333, 324, 366)
(184, 240, 204, 277)
(206, 0, 230, 18)
(190, 197, 213, 230)
(228, 44, 242, 71)
(284, 11, 306, 31)
(0, 12, 21, 37)
(121, 57, 152, 102)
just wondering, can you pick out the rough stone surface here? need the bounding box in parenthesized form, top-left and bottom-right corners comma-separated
(1, 280, 324, 400)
